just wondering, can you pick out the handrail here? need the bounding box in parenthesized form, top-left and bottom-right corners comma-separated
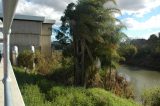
(3, 78, 12, 106)
(3, 60, 25, 106)
(2, 0, 19, 106)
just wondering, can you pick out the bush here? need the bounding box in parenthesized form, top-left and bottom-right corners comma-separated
(88, 88, 138, 106)
(17, 50, 62, 74)
(14, 67, 139, 106)
(47, 86, 138, 106)
(37, 79, 55, 93)
(17, 50, 34, 69)
(34, 51, 62, 74)
(47, 86, 93, 106)
(142, 87, 160, 106)
(48, 57, 74, 85)
(21, 84, 46, 106)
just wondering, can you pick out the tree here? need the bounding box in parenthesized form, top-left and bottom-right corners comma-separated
(119, 44, 137, 61)
(57, 0, 125, 87)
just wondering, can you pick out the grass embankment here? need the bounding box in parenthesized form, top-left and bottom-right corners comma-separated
(14, 67, 139, 106)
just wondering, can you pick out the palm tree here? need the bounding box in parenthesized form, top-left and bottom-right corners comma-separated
(58, 0, 125, 87)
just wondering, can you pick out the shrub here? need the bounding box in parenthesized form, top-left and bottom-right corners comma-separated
(17, 50, 34, 69)
(37, 79, 55, 93)
(87, 88, 138, 106)
(47, 86, 93, 106)
(21, 84, 45, 106)
(47, 86, 138, 106)
(14, 67, 139, 106)
(47, 86, 67, 100)
(48, 57, 74, 85)
(100, 69, 134, 99)
(17, 50, 62, 74)
(34, 51, 62, 74)
(141, 87, 160, 106)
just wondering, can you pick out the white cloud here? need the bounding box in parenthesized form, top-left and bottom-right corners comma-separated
(0, 0, 159, 25)
(14, 0, 77, 24)
(116, 0, 160, 17)
(123, 14, 160, 30)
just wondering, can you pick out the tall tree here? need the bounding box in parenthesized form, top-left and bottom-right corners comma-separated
(57, 0, 125, 87)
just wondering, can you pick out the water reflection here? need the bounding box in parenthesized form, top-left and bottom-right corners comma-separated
(118, 65, 160, 101)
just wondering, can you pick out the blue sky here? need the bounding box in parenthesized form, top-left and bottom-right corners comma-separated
(115, 0, 160, 39)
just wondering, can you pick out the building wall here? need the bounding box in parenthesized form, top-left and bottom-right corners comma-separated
(10, 19, 53, 57)
(40, 23, 52, 56)
(10, 20, 42, 52)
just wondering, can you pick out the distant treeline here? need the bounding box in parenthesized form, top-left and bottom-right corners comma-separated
(119, 33, 160, 70)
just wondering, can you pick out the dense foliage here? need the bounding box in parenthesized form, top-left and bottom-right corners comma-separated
(56, 0, 125, 87)
(17, 50, 34, 69)
(14, 67, 139, 106)
(119, 33, 160, 70)
(142, 87, 160, 106)
(17, 50, 62, 74)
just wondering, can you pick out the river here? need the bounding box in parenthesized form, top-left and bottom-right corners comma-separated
(118, 65, 160, 101)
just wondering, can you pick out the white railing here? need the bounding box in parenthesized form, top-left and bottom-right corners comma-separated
(1, 0, 25, 106)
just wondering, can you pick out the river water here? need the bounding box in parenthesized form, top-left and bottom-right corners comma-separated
(118, 65, 160, 101)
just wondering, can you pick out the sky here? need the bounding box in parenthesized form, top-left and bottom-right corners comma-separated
(0, 0, 160, 39)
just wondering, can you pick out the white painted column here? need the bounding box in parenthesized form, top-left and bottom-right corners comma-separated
(31, 45, 35, 69)
(12, 46, 18, 65)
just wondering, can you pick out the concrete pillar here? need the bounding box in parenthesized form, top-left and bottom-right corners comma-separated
(31, 45, 35, 69)
(31, 45, 35, 53)
(12, 46, 18, 65)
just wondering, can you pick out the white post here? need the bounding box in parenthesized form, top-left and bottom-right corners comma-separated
(31, 45, 35, 53)
(2, 0, 19, 106)
(12, 46, 18, 65)
(3, 29, 12, 106)
(31, 45, 35, 69)
(3, 29, 11, 81)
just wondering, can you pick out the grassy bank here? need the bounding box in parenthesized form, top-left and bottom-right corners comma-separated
(14, 67, 139, 106)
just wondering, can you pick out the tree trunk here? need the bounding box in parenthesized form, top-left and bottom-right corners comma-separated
(109, 65, 112, 90)
(81, 39, 85, 87)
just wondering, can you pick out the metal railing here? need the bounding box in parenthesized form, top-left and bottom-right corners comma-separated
(1, 0, 24, 106)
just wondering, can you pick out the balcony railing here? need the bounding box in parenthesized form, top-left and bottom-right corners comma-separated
(1, 0, 25, 106)
(0, 59, 25, 106)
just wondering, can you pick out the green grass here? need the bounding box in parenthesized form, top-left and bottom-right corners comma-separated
(14, 67, 140, 106)
(142, 87, 160, 106)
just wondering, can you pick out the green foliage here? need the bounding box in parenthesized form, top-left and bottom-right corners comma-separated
(17, 50, 62, 74)
(17, 50, 34, 69)
(47, 87, 138, 106)
(14, 67, 139, 106)
(121, 33, 160, 70)
(142, 87, 160, 106)
(34, 51, 62, 74)
(21, 84, 51, 106)
(119, 44, 137, 61)
(58, 0, 126, 86)
(48, 57, 74, 85)
(99, 69, 134, 99)
(88, 88, 138, 106)
(47, 87, 93, 106)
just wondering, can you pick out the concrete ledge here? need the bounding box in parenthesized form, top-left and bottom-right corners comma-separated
(0, 59, 25, 106)
(9, 61, 25, 106)
(0, 60, 4, 106)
